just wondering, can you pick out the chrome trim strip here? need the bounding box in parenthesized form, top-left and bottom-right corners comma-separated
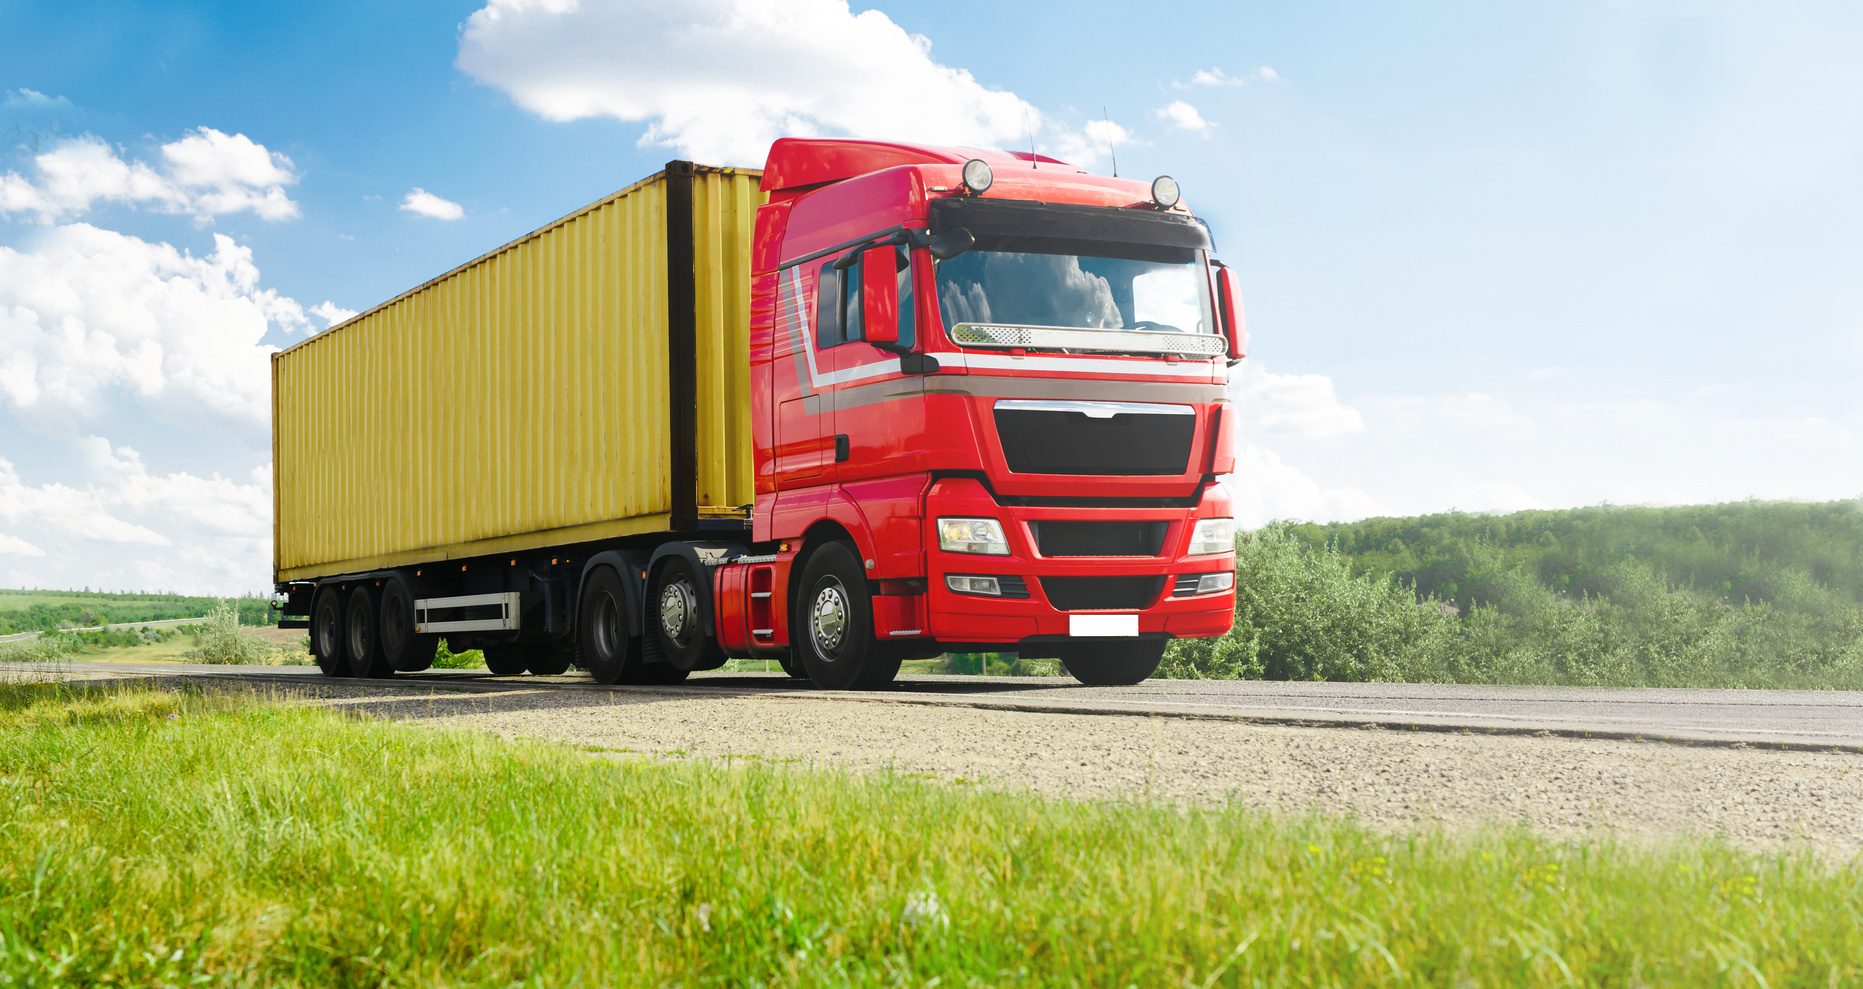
(951, 322, 1226, 356)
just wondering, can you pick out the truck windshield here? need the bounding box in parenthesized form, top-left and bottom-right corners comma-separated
(935, 251, 1214, 336)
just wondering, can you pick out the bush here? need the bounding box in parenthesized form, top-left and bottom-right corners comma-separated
(0, 633, 77, 664)
(194, 602, 271, 665)
(430, 639, 484, 669)
(1161, 524, 1455, 681)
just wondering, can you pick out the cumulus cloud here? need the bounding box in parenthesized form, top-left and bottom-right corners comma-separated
(1229, 362, 1365, 437)
(309, 300, 358, 327)
(0, 223, 349, 436)
(1179, 66, 1279, 88)
(0, 128, 299, 223)
(457, 0, 1102, 166)
(399, 187, 465, 220)
(1152, 100, 1213, 135)
(0, 446, 273, 593)
(1225, 444, 1387, 529)
(3, 88, 73, 111)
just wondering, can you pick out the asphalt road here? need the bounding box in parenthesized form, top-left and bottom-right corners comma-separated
(19, 660, 1863, 751)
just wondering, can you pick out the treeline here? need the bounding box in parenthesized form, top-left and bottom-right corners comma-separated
(0, 592, 276, 635)
(1162, 500, 1863, 689)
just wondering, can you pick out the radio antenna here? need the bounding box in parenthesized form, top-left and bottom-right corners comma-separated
(1025, 110, 1037, 169)
(1103, 106, 1118, 177)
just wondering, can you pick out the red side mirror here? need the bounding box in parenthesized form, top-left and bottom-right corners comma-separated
(1215, 264, 1246, 360)
(862, 246, 899, 345)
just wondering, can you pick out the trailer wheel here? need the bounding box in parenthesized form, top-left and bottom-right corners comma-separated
(311, 585, 347, 677)
(1058, 640, 1166, 686)
(346, 586, 394, 678)
(379, 579, 436, 672)
(653, 556, 728, 672)
(793, 541, 900, 690)
(482, 643, 529, 676)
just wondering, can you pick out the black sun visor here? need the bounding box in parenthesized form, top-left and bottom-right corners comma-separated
(927, 198, 1212, 263)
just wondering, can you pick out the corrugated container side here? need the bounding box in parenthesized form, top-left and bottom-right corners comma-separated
(273, 166, 766, 582)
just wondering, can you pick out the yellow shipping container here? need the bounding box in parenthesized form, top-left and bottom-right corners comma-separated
(272, 163, 764, 583)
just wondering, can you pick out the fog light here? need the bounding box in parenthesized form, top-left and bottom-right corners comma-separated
(1188, 518, 1234, 555)
(962, 158, 994, 195)
(1151, 174, 1180, 209)
(938, 517, 1010, 555)
(1196, 571, 1235, 594)
(946, 574, 1003, 597)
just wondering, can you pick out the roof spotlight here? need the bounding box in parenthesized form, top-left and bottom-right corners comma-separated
(1151, 175, 1181, 209)
(962, 158, 994, 195)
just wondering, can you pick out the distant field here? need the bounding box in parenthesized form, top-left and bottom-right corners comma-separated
(0, 588, 275, 634)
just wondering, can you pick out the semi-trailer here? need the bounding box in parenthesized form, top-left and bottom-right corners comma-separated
(272, 138, 1244, 689)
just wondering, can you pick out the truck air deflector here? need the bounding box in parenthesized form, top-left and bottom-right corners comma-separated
(952, 322, 1227, 356)
(993, 400, 1196, 475)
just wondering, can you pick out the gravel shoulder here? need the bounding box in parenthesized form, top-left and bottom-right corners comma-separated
(286, 679, 1863, 860)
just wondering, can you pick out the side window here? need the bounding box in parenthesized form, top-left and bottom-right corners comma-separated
(842, 257, 863, 343)
(896, 247, 915, 350)
(815, 262, 842, 348)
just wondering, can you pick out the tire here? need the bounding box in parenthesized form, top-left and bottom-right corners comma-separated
(577, 566, 691, 685)
(525, 640, 573, 676)
(775, 651, 807, 679)
(653, 555, 727, 672)
(482, 643, 529, 676)
(311, 585, 347, 677)
(379, 578, 437, 672)
(1059, 640, 1166, 686)
(346, 585, 394, 678)
(793, 541, 899, 690)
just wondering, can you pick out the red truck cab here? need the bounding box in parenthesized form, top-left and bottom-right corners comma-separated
(711, 138, 1243, 688)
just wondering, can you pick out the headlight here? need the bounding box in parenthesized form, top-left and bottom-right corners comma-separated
(1196, 571, 1234, 594)
(1187, 518, 1234, 555)
(946, 575, 1002, 596)
(938, 517, 1010, 555)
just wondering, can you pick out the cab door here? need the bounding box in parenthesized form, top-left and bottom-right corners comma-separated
(825, 245, 925, 482)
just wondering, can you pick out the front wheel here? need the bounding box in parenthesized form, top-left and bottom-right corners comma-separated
(793, 542, 899, 690)
(1059, 640, 1166, 686)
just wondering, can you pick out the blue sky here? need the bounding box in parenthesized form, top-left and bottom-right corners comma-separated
(1, 0, 1860, 593)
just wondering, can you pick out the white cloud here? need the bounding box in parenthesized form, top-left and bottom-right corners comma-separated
(0, 223, 311, 436)
(1225, 444, 1387, 529)
(3, 88, 73, 110)
(0, 447, 273, 593)
(0, 128, 299, 223)
(1179, 67, 1279, 89)
(457, 0, 1098, 167)
(1230, 361, 1365, 437)
(309, 300, 358, 327)
(399, 188, 465, 220)
(0, 531, 45, 556)
(1152, 100, 1213, 136)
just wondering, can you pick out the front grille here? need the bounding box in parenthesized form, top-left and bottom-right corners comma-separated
(1172, 574, 1204, 596)
(995, 407, 1194, 475)
(1038, 576, 1165, 611)
(1030, 521, 1168, 557)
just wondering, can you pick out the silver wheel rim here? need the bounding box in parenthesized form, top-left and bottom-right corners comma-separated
(810, 579, 849, 659)
(659, 578, 696, 649)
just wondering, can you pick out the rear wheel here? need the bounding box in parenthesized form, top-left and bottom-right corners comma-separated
(482, 643, 529, 676)
(793, 541, 899, 690)
(577, 566, 689, 685)
(346, 586, 394, 678)
(654, 556, 727, 672)
(1059, 640, 1166, 686)
(311, 585, 346, 677)
(525, 640, 573, 676)
(379, 579, 436, 672)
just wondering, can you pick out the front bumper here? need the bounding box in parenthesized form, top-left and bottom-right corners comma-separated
(911, 476, 1237, 647)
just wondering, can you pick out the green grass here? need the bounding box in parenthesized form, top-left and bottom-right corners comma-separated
(1, 684, 1858, 986)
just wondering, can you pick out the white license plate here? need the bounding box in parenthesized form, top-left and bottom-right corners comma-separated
(1069, 614, 1138, 637)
